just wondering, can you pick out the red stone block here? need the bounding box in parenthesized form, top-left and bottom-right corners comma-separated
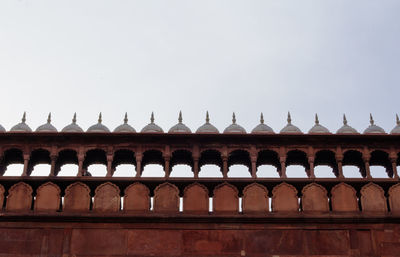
(301, 183, 329, 212)
(93, 182, 120, 212)
(242, 183, 269, 214)
(213, 182, 238, 213)
(63, 182, 91, 212)
(6, 182, 32, 212)
(272, 182, 299, 212)
(123, 182, 150, 212)
(389, 183, 400, 213)
(183, 183, 209, 213)
(361, 182, 387, 213)
(153, 182, 179, 213)
(127, 229, 182, 255)
(331, 183, 359, 212)
(35, 182, 61, 212)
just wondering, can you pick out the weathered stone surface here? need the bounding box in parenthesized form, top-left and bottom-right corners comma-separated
(301, 183, 329, 212)
(93, 182, 120, 212)
(34, 182, 61, 212)
(123, 182, 150, 212)
(361, 182, 387, 212)
(242, 183, 269, 214)
(213, 183, 238, 213)
(6, 182, 32, 212)
(153, 182, 179, 212)
(272, 182, 298, 212)
(183, 183, 209, 213)
(127, 229, 182, 255)
(63, 182, 90, 212)
(0, 184, 4, 210)
(71, 229, 127, 255)
(389, 183, 400, 213)
(331, 183, 359, 212)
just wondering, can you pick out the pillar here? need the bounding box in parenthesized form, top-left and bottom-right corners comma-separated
(193, 158, 199, 178)
(391, 157, 399, 179)
(280, 157, 286, 178)
(251, 155, 257, 178)
(135, 153, 142, 178)
(106, 154, 113, 177)
(49, 154, 57, 176)
(222, 156, 228, 178)
(22, 153, 29, 176)
(308, 157, 315, 178)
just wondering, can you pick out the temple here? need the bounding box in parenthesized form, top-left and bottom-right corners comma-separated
(0, 112, 400, 256)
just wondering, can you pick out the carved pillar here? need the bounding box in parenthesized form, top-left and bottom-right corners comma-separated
(193, 158, 199, 178)
(135, 153, 143, 177)
(222, 156, 228, 178)
(0, 153, 5, 176)
(363, 156, 371, 179)
(279, 157, 287, 178)
(22, 153, 30, 176)
(106, 154, 113, 177)
(164, 156, 171, 178)
(251, 155, 257, 178)
(77, 154, 84, 177)
(49, 154, 57, 177)
(335, 146, 344, 178)
(390, 157, 399, 179)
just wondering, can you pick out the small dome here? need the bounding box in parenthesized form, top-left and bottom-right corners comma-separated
(363, 114, 386, 134)
(10, 112, 32, 132)
(168, 111, 191, 133)
(308, 114, 330, 134)
(87, 113, 110, 132)
(196, 111, 219, 133)
(141, 112, 164, 133)
(280, 112, 302, 134)
(223, 113, 246, 134)
(62, 113, 84, 132)
(251, 113, 274, 134)
(114, 113, 136, 133)
(0, 124, 5, 132)
(391, 114, 400, 134)
(36, 113, 57, 132)
(336, 114, 359, 134)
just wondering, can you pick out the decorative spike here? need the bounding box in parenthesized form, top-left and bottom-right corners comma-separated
(315, 113, 319, 125)
(150, 112, 154, 123)
(72, 113, 77, 124)
(260, 113, 264, 124)
(22, 112, 26, 123)
(397, 114, 400, 125)
(205, 111, 210, 123)
(343, 114, 348, 125)
(98, 112, 102, 124)
(232, 112, 236, 124)
(47, 113, 51, 124)
(370, 113, 374, 125)
(124, 112, 128, 124)
(178, 111, 183, 123)
(287, 112, 292, 124)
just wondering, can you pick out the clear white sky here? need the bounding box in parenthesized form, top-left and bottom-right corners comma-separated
(0, 0, 399, 177)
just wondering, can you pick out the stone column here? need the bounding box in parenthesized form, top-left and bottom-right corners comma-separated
(363, 156, 371, 179)
(135, 153, 142, 178)
(106, 154, 113, 177)
(308, 157, 315, 178)
(193, 158, 199, 178)
(222, 156, 228, 178)
(164, 156, 171, 178)
(22, 153, 30, 176)
(49, 154, 57, 177)
(390, 157, 399, 179)
(279, 157, 287, 178)
(251, 155, 257, 178)
(77, 155, 84, 177)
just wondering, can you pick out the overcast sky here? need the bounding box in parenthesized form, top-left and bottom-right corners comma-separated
(1, 0, 399, 134)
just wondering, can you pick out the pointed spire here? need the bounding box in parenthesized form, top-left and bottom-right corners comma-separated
(178, 111, 183, 123)
(205, 111, 210, 123)
(232, 112, 236, 124)
(370, 113, 374, 125)
(72, 113, 77, 124)
(260, 113, 264, 124)
(397, 114, 400, 125)
(98, 112, 102, 124)
(343, 114, 348, 125)
(22, 112, 26, 123)
(124, 112, 128, 124)
(150, 112, 154, 123)
(47, 112, 51, 124)
(315, 113, 319, 125)
(287, 112, 292, 124)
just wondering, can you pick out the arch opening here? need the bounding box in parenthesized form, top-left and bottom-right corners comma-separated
(199, 164, 222, 178)
(286, 150, 309, 177)
(141, 164, 165, 177)
(286, 165, 308, 178)
(369, 150, 392, 178)
(343, 150, 365, 177)
(113, 164, 136, 177)
(87, 164, 107, 177)
(56, 149, 78, 176)
(315, 150, 338, 177)
(30, 164, 51, 176)
(256, 165, 280, 178)
(228, 164, 251, 178)
(170, 164, 193, 177)
(57, 164, 79, 176)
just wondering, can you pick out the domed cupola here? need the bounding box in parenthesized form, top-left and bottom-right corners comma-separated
(251, 113, 274, 134)
(168, 111, 191, 133)
(196, 111, 219, 133)
(113, 113, 136, 133)
(87, 113, 110, 133)
(36, 113, 57, 132)
(10, 112, 32, 132)
(336, 114, 358, 134)
(0, 122, 5, 132)
(141, 112, 164, 133)
(390, 114, 400, 134)
(363, 114, 386, 134)
(280, 112, 302, 134)
(62, 113, 84, 132)
(308, 114, 330, 134)
(223, 113, 246, 134)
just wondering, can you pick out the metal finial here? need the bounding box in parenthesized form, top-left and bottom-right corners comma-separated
(98, 112, 102, 124)
(260, 113, 264, 124)
(315, 113, 319, 125)
(72, 113, 77, 124)
(206, 111, 210, 123)
(124, 112, 128, 124)
(150, 112, 154, 123)
(287, 112, 292, 124)
(397, 114, 400, 125)
(343, 114, 348, 125)
(47, 112, 51, 124)
(22, 112, 26, 123)
(232, 112, 236, 124)
(370, 113, 374, 125)
(178, 111, 183, 123)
